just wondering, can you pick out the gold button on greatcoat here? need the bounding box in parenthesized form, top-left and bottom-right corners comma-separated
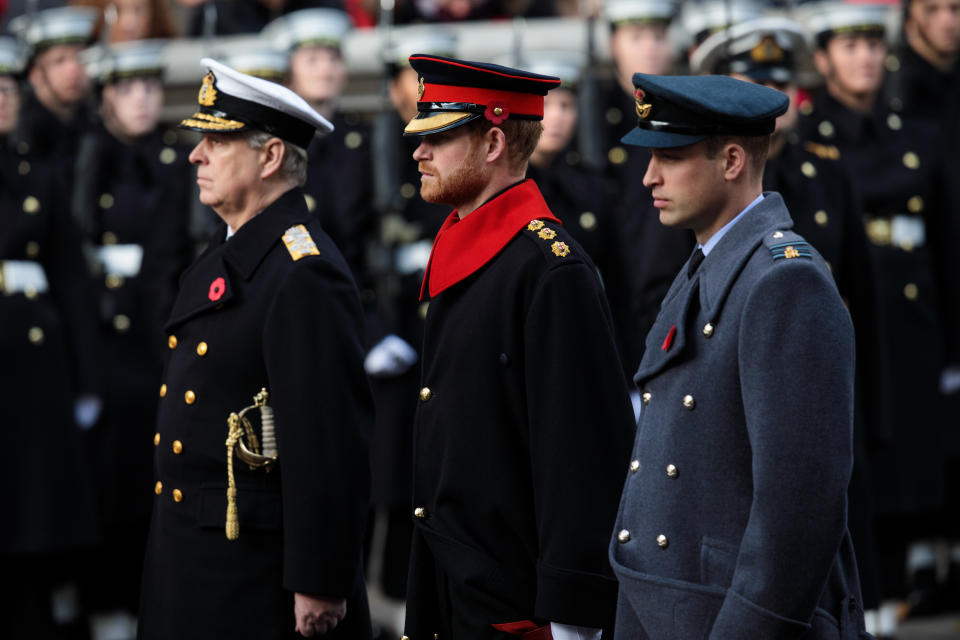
(184, 390, 196, 404)
(887, 114, 902, 130)
(579, 211, 597, 230)
(168, 335, 178, 349)
(817, 121, 834, 138)
(682, 395, 696, 410)
(172, 489, 183, 502)
(903, 152, 920, 169)
(630, 460, 640, 474)
(160, 384, 167, 397)
(641, 392, 652, 405)
(102, 231, 118, 245)
(666, 464, 678, 478)
(904, 283, 918, 301)
(172, 440, 183, 454)
(419, 387, 432, 402)
(99, 193, 115, 209)
(907, 196, 924, 214)
(617, 529, 631, 543)
(25, 241, 39, 257)
(657, 534, 669, 549)
(113, 314, 131, 333)
(153, 432, 160, 446)
(196, 341, 208, 356)
(28, 326, 44, 345)
(23, 196, 40, 214)
(801, 161, 817, 178)
(105, 274, 124, 289)
(814, 210, 829, 227)
(702, 323, 714, 338)
(414, 506, 427, 519)
(154, 481, 163, 495)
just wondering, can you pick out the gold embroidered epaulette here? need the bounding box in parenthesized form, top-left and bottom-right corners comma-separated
(282, 224, 320, 261)
(526, 219, 572, 258)
(803, 141, 841, 161)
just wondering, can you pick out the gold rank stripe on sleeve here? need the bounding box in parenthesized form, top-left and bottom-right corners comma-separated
(803, 141, 841, 161)
(282, 224, 321, 261)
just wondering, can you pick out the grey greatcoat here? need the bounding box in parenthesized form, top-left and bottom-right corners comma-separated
(610, 193, 869, 639)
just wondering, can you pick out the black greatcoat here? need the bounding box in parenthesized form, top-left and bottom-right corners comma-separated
(138, 188, 373, 640)
(404, 180, 636, 639)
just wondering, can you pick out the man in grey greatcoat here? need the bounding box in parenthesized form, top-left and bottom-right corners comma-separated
(609, 74, 870, 639)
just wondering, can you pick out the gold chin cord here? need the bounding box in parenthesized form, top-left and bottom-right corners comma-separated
(225, 388, 278, 540)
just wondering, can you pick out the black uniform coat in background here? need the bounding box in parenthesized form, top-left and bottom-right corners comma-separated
(611, 193, 867, 639)
(138, 188, 373, 640)
(0, 143, 101, 555)
(404, 179, 636, 639)
(799, 90, 960, 516)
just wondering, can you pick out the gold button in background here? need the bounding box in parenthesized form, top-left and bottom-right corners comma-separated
(817, 121, 834, 138)
(907, 196, 924, 214)
(105, 274, 124, 289)
(172, 440, 183, 454)
(28, 326, 44, 345)
(113, 314, 130, 332)
(101, 231, 118, 245)
(904, 283, 918, 301)
(25, 241, 39, 257)
(159, 384, 167, 398)
(172, 489, 183, 502)
(154, 481, 163, 495)
(902, 152, 920, 170)
(579, 211, 597, 230)
(168, 335, 178, 349)
(419, 387, 432, 402)
(184, 390, 196, 404)
(196, 342, 208, 356)
(153, 432, 160, 446)
(814, 210, 829, 227)
(801, 161, 817, 178)
(99, 193, 115, 209)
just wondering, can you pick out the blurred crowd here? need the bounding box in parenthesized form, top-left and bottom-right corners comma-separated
(0, 0, 957, 639)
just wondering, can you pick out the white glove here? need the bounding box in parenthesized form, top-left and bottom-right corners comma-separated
(364, 334, 419, 378)
(74, 393, 103, 429)
(941, 366, 960, 395)
(550, 623, 602, 640)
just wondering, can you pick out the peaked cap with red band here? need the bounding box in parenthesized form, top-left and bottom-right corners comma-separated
(404, 54, 561, 136)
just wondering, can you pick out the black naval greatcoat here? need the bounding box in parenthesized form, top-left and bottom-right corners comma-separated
(0, 144, 101, 555)
(611, 193, 867, 639)
(303, 111, 376, 280)
(404, 180, 636, 639)
(138, 188, 373, 640)
(799, 90, 960, 516)
(597, 79, 696, 374)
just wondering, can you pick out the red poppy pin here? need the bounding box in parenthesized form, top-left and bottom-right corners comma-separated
(208, 277, 226, 301)
(661, 325, 676, 351)
(485, 101, 509, 125)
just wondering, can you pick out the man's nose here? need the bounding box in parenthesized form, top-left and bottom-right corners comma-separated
(412, 141, 429, 162)
(642, 158, 660, 188)
(188, 140, 205, 165)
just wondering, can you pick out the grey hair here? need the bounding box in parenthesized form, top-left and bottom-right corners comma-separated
(243, 130, 308, 187)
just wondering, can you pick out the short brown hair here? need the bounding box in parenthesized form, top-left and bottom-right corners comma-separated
(703, 135, 770, 176)
(463, 117, 543, 172)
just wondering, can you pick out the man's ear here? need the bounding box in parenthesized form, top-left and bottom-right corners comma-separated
(722, 142, 748, 182)
(260, 137, 286, 179)
(485, 126, 507, 164)
(813, 49, 831, 79)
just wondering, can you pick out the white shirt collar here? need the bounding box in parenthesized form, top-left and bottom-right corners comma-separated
(699, 193, 764, 256)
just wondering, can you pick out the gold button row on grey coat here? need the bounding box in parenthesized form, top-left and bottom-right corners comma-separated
(641, 392, 697, 409)
(616, 529, 669, 549)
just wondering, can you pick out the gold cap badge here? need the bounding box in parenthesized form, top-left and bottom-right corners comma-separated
(198, 71, 218, 107)
(750, 36, 784, 63)
(635, 88, 651, 119)
(417, 77, 425, 101)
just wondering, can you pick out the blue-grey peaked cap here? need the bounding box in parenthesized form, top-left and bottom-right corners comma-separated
(621, 73, 789, 148)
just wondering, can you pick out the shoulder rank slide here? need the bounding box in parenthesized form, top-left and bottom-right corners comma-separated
(768, 240, 813, 260)
(282, 224, 320, 261)
(525, 219, 571, 258)
(803, 141, 841, 161)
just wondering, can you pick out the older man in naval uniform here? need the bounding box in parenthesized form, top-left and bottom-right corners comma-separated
(137, 59, 372, 639)
(609, 74, 869, 639)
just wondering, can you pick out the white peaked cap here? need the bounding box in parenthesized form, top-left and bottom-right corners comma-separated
(82, 39, 167, 84)
(179, 58, 333, 148)
(799, 2, 890, 41)
(605, 0, 677, 24)
(681, 0, 767, 43)
(262, 8, 352, 52)
(9, 7, 97, 51)
(689, 16, 808, 75)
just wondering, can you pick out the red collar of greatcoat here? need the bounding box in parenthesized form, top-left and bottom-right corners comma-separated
(419, 179, 560, 301)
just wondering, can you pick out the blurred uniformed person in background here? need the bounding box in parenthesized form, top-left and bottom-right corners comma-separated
(8, 6, 96, 179)
(263, 8, 376, 278)
(598, 0, 695, 398)
(801, 2, 960, 635)
(0, 33, 102, 639)
(401, 53, 634, 640)
(354, 31, 459, 608)
(137, 58, 373, 639)
(691, 13, 885, 624)
(71, 38, 193, 639)
(610, 72, 866, 639)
